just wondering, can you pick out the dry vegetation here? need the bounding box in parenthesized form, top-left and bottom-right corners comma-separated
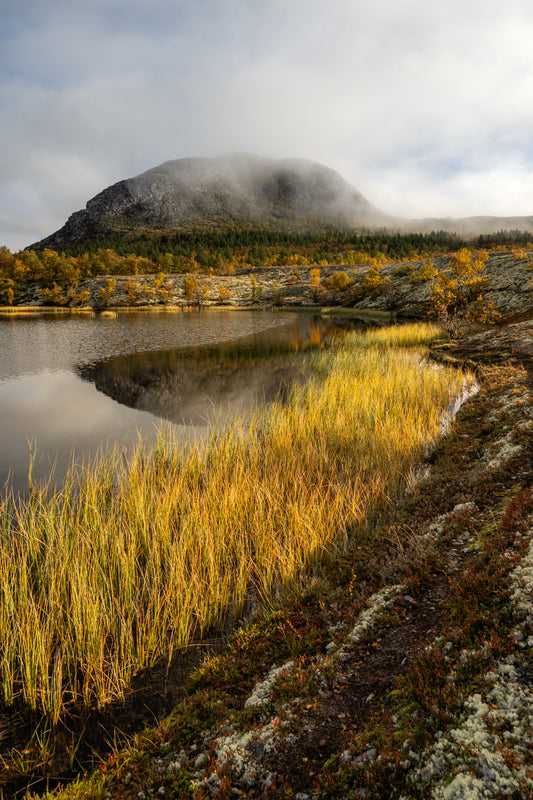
(0, 324, 464, 733)
(17, 338, 533, 800)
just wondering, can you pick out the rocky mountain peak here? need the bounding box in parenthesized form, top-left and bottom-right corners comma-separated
(31, 154, 392, 249)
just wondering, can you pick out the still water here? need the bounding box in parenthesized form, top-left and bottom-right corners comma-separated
(0, 309, 338, 492)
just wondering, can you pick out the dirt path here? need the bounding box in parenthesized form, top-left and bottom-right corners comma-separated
(262, 575, 453, 797)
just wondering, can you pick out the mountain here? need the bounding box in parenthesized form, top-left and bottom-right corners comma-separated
(30, 154, 395, 249)
(400, 214, 533, 236)
(30, 153, 533, 250)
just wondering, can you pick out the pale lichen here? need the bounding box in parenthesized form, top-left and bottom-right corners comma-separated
(244, 660, 295, 708)
(404, 519, 533, 800)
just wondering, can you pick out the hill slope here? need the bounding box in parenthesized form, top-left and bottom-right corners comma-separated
(30, 153, 533, 250)
(31, 154, 393, 249)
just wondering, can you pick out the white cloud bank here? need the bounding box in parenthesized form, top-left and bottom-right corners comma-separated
(2, 0, 533, 249)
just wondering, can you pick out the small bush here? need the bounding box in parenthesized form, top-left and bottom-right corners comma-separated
(360, 266, 392, 296)
(122, 278, 143, 306)
(322, 270, 352, 291)
(183, 274, 210, 305)
(270, 281, 286, 306)
(430, 248, 499, 337)
(249, 276, 264, 303)
(218, 286, 233, 304)
(394, 265, 410, 278)
(153, 272, 173, 304)
(97, 278, 117, 308)
(408, 260, 437, 283)
(39, 282, 67, 306)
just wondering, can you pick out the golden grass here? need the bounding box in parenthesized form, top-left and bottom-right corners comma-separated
(0, 306, 96, 316)
(0, 323, 468, 721)
(353, 321, 445, 348)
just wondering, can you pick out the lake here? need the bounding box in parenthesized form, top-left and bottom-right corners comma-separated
(0, 309, 340, 493)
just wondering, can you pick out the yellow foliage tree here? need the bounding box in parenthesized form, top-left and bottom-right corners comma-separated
(218, 285, 233, 304)
(183, 274, 210, 305)
(408, 259, 437, 284)
(309, 267, 323, 302)
(322, 270, 351, 291)
(360, 265, 392, 296)
(123, 278, 143, 306)
(98, 279, 117, 308)
(430, 248, 499, 337)
(0, 278, 16, 305)
(39, 283, 67, 306)
(154, 272, 173, 304)
(249, 275, 264, 303)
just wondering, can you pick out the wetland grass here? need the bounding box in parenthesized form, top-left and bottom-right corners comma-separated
(0, 323, 467, 723)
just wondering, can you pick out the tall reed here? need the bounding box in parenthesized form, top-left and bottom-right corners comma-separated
(0, 324, 468, 720)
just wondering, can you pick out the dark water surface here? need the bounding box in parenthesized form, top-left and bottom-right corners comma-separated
(0, 309, 338, 492)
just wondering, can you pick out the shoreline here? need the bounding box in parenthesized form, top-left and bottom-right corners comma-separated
(1, 249, 532, 323)
(0, 303, 398, 322)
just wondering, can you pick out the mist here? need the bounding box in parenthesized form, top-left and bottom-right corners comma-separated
(2, 0, 533, 250)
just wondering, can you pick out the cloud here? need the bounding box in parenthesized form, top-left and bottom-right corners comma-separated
(365, 159, 533, 219)
(2, 0, 533, 249)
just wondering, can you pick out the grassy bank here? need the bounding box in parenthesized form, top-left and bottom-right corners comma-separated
(23, 337, 532, 800)
(0, 324, 464, 728)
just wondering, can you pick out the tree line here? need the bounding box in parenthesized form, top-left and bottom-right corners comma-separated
(0, 229, 530, 313)
(0, 229, 465, 306)
(45, 228, 465, 266)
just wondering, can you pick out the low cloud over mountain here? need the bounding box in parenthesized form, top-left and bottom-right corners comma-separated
(31, 154, 533, 250)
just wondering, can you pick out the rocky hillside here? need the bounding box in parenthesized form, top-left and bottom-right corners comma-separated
(29, 153, 533, 251)
(13, 250, 533, 329)
(31, 154, 393, 249)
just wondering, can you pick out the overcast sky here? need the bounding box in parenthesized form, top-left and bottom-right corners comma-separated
(2, 0, 533, 250)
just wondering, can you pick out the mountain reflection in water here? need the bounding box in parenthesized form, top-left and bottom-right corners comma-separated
(0, 310, 350, 493)
(78, 315, 337, 426)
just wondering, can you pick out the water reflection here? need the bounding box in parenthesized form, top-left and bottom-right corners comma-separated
(0, 309, 297, 382)
(0, 371, 167, 493)
(0, 310, 339, 493)
(78, 315, 336, 425)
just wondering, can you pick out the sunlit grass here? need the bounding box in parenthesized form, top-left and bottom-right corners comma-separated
(353, 321, 446, 348)
(0, 323, 469, 721)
